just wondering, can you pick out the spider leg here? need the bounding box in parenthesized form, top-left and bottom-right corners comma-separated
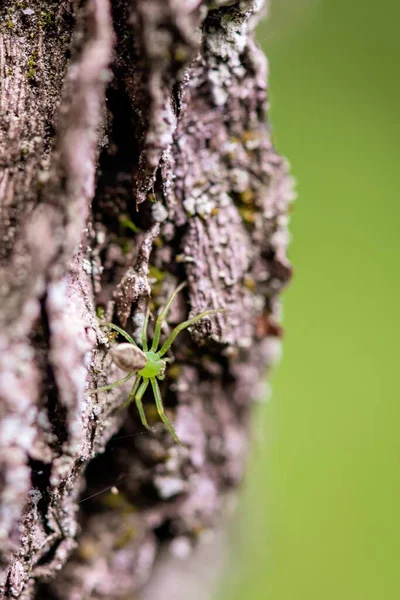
(104, 323, 137, 346)
(120, 375, 142, 409)
(150, 281, 186, 351)
(150, 378, 181, 444)
(119, 377, 151, 432)
(134, 379, 151, 430)
(87, 372, 136, 395)
(141, 307, 149, 351)
(158, 309, 224, 357)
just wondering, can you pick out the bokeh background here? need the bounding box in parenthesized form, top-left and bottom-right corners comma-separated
(218, 0, 400, 598)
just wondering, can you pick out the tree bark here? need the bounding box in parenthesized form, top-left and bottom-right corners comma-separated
(0, 1, 292, 598)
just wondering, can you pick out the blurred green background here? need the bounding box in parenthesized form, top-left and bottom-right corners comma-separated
(218, 0, 400, 599)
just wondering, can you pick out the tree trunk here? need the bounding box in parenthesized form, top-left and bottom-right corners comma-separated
(0, 1, 292, 598)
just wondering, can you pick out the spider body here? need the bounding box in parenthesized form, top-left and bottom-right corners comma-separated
(88, 282, 222, 443)
(138, 351, 165, 379)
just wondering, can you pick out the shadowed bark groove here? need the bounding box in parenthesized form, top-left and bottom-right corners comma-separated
(0, 1, 293, 598)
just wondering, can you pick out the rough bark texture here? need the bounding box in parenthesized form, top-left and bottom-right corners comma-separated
(0, 0, 293, 598)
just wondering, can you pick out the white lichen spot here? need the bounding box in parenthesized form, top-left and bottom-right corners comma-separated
(29, 489, 42, 505)
(255, 379, 272, 404)
(207, 69, 229, 106)
(154, 475, 187, 499)
(96, 230, 106, 245)
(47, 278, 68, 310)
(270, 228, 290, 249)
(197, 195, 216, 216)
(36, 409, 51, 430)
(263, 336, 282, 366)
(91, 404, 102, 416)
(0, 414, 36, 450)
(151, 202, 169, 223)
(183, 194, 216, 218)
(50, 456, 74, 486)
(164, 447, 181, 472)
(237, 336, 252, 349)
(82, 258, 92, 275)
(132, 311, 146, 344)
(91, 263, 104, 276)
(9, 561, 26, 597)
(277, 213, 290, 228)
(253, 294, 265, 311)
(99, 68, 112, 82)
(183, 196, 196, 216)
(0, 417, 24, 446)
(231, 168, 250, 192)
(169, 536, 192, 559)
(8, 464, 30, 494)
(224, 277, 236, 286)
(244, 137, 260, 150)
(37, 170, 50, 185)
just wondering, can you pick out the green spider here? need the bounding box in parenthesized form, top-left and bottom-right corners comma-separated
(88, 282, 222, 443)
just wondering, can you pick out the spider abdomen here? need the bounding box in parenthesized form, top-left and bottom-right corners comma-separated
(110, 343, 147, 372)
